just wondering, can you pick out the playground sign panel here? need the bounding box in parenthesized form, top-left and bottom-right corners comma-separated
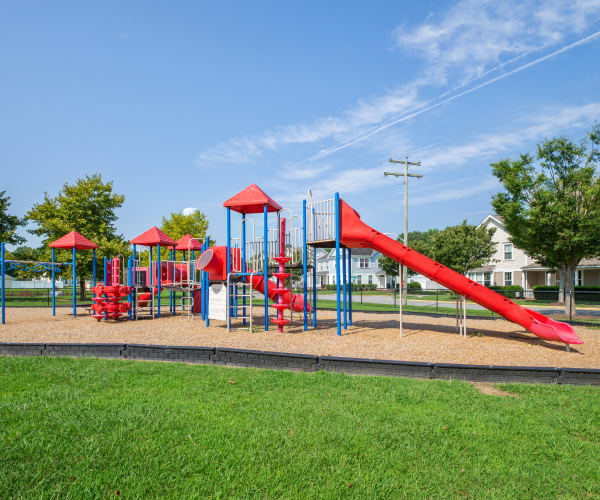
(208, 283, 227, 321)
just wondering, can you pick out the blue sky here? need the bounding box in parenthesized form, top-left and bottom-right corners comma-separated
(2, 0, 600, 248)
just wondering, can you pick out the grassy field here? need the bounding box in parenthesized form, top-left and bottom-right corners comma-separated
(1, 357, 599, 498)
(255, 298, 496, 316)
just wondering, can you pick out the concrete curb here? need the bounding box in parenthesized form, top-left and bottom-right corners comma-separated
(0, 342, 598, 386)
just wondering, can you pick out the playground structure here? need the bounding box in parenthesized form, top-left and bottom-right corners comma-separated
(0, 183, 584, 349)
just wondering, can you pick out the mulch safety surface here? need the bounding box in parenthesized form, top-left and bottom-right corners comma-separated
(0, 307, 598, 368)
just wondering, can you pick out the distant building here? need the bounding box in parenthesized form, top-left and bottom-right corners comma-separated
(313, 248, 441, 289)
(469, 214, 600, 288)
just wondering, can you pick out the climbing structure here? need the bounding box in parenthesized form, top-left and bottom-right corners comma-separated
(272, 218, 291, 332)
(91, 257, 131, 321)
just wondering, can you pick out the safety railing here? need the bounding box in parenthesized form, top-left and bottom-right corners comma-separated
(306, 197, 336, 244)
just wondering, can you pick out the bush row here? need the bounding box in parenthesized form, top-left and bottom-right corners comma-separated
(488, 285, 524, 298)
(323, 284, 378, 291)
(532, 285, 600, 301)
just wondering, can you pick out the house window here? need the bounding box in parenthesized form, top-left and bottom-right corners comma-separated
(359, 258, 369, 269)
(576, 270, 583, 287)
(484, 272, 492, 287)
(504, 272, 512, 286)
(368, 274, 373, 285)
(504, 243, 513, 260)
(357, 275, 361, 285)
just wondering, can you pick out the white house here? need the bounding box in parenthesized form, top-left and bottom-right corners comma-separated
(469, 214, 600, 288)
(315, 248, 396, 289)
(313, 248, 441, 289)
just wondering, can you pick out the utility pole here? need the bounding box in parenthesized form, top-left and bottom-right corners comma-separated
(384, 156, 422, 305)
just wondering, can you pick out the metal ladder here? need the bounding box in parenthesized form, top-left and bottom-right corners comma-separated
(227, 272, 254, 332)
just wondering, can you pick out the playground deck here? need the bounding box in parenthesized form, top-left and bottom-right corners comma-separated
(1, 307, 598, 368)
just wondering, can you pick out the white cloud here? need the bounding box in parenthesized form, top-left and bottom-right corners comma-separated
(393, 0, 600, 84)
(420, 102, 600, 170)
(411, 177, 500, 206)
(196, 0, 600, 166)
(275, 101, 600, 206)
(279, 163, 333, 181)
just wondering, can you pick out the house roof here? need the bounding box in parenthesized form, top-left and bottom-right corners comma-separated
(477, 214, 505, 229)
(131, 227, 177, 247)
(317, 248, 376, 259)
(223, 184, 282, 214)
(468, 265, 495, 273)
(522, 258, 600, 270)
(175, 234, 204, 251)
(48, 231, 98, 250)
(349, 248, 374, 256)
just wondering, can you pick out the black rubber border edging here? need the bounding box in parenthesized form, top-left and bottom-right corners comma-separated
(1, 342, 599, 385)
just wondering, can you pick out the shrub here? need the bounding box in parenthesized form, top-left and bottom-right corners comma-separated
(488, 285, 524, 298)
(407, 281, 422, 290)
(532, 285, 600, 302)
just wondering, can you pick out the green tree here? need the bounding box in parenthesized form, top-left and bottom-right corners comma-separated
(0, 191, 25, 246)
(429, 221, 496, 276)
(160, 210, 209, 242)
(26, 174, 130, 299)
(491, 125, 600, 315)
(158, 209, 210, 261)
(379, 230, 439, 280)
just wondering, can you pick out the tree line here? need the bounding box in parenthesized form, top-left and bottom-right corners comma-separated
(0, 174, 209, 299)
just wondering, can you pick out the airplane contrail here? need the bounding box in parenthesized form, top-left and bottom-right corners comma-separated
(311, 29, 600, 160)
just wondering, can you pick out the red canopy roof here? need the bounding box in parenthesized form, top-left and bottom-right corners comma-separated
(175, 234, 204, 251)
(49, 231, 98, 250)
(223, 184, 282, 214)
(131, 226, 176, 247)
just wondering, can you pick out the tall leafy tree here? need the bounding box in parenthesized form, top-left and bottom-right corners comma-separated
(429, 221, 496, 276)
(379, 229, 439, 279)
(0, 191, 25, 246)
(26, 174, 130, 298)
(491, 125, 600, 314)
(160, 210, 209, 242)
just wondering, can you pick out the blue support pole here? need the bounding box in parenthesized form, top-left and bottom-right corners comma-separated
(128, 256, 132, 320)
(1, 242, 5, 325)
(263, 203, 269, 331)
(241, 213, 246, 326)
(157, 243, 161, 318)
(348, 248, 353, 326)
(205, 237, 210, 327)
(226, 208, 231, 328)
(200, 241, 205, 321)
(334, 192, 341, 336)
(343, 246, 347, 330)
(132, 244, 137, 320)
(51, 247, 56, 317)
(103, 256, 108, 320)
(169, 249, 173, 314)
(181, 250, 186, 312)
(312, 246, 317, 328)
(92, 248, 96, 294)
(302, 200, 308, 331)
(72, 246, 77, 317)
(149, 246, 153, 316)
(311, 207, 317, 328)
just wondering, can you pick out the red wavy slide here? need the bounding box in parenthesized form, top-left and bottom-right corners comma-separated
(339, 199, 582, 345)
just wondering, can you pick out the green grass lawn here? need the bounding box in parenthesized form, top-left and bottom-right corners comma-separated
(255, 298, 496, 316)
(1, 357, 599, 498)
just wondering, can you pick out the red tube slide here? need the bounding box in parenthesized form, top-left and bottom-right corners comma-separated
(339, 199, 582, 345)
(196, 246, 312, 313)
